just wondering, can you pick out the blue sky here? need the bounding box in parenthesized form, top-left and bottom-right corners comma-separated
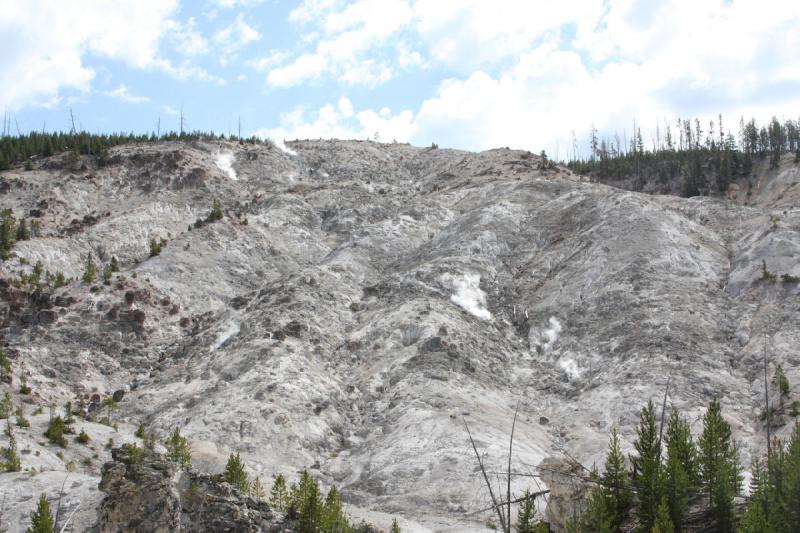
(1, 0, 799, 157)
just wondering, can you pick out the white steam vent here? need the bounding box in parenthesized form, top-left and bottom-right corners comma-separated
(215, 151, 237, 180)
(275, 139, 297, 156)
(443, 273, 492, 320)
(211, 320, 240, 351)
(530, 316, 562, 354)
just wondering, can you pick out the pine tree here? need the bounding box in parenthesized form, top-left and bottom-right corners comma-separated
(295, 470, 322, 533)
(517, 489, 538, 533)
(3, 419, 21, 471)
(0, 349, 11, 382)
(602, 427, 632, 528)
(165, 428, 191, 468)
(110, 255, 120, 272)
(250, 476, 266, 500)
(16, 218, 30, 241)
(208, 199, 224, 222)
(650, 497, 674, 533)
(698, 399, 740, 532)
(664, 411, 697, 528)
(269, 474, 289, 512)
(149, 238, 161, 257)
(633, 400, 663, 531)
(26, 494, 54, 533)
(783, 422, 800, 529)
(103, 264, 113, 285)
(739, 459, 775, 533)
(224, 452, 248, 492)
(321, 485, 346, 531)
(390, 517, 401, 533)
(82, 253, 96, 282)
(0, 209, 17, 259)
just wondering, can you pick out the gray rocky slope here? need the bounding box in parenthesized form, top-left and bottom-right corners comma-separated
(0, 139, 798, 531)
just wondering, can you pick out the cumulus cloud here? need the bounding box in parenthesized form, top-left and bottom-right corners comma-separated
(0, 0, 226, 109)
(106, 84, 150, 104)
(214, 13, 261, 65)
(259, 0, 800, 155)
(253, 96, 414, 143)
(266, 0, 415, 87)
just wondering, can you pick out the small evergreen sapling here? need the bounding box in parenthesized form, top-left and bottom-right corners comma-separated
(224, 452, 248, 492)
(165, 427, 191, 468)
(26, 494, 54, 533)
(82, 253, 97, 282)
(269, 474, 289, 511)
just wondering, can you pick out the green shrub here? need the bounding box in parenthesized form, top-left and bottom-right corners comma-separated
(76, 429, 90, 444)
(165, 428, 191, 468)
(45, 416, 68, 447)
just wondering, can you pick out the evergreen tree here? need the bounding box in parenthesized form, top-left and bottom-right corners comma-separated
(0, 349, 11, 382)
(294, 470, 322, 533)
(165, 427, 191, 468)
(149, 238, 161, 257)
(516, 489, 538, 533)
(3, 419, 21, 471)
(224, 452, 248, 492)
(782, 422, 800, 529)
(602, 427, 632, 528)
(269, 473, 289, 512)
(321, 485, 347, 532)
(250, 476, 266, 500)
(390, 518, 401, 533)
(82, 253, 96, 282)
(16, 218, 30, 241)
(30, 260, 43, 287)
(110, 255, 120, 272)
(208, 199, 224, 222)
(739, 459, 775, 533)
(103, 264, 113, 285)
(664, 411, 697, 529)
(698, 399, 740, 532)
(633, 400, 663, 531)
(26, 494, 54, 533)
(650, 497, 674, 533)
(0, 209, 16, 259)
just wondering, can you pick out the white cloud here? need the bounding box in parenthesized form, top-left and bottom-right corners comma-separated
(106, 84, 151, 104)
(170, 16, 210, 57)
(213, 13, 261, 65)
(162, 104, 180, 115)
(0, 0, 179, 109)
(267, 0, 414, 87)
(253, 96, 413, 143)
(0, 0, 227, 110)
(246, 50, 290, 72)
(261, 0, 800, 155)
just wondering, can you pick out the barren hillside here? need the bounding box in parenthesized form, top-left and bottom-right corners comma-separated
(0, 139, 798, 532)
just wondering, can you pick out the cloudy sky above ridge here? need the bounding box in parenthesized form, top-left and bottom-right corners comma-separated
(1, 0, 799, 156)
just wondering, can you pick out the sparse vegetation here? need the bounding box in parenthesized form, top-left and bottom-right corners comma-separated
(270, 473, 289, 512)
(26, 493, 54, 533)
(77, 428, 91, 444)
(165, 427, 192, 467)
(45, 416, 68, 447)
(82, 253, 97, 282)
(223, 452, 248, 492)
(2, 420, 21, 471)
(760, 260, 777, 283)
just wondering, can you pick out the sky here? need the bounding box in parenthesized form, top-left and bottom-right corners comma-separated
(1, 0, 799, 158)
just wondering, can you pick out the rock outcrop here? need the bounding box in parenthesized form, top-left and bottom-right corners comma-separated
(98, 446, 285, 533)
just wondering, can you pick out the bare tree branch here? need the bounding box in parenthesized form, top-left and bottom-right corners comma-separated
(464, 419, 507, 532)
